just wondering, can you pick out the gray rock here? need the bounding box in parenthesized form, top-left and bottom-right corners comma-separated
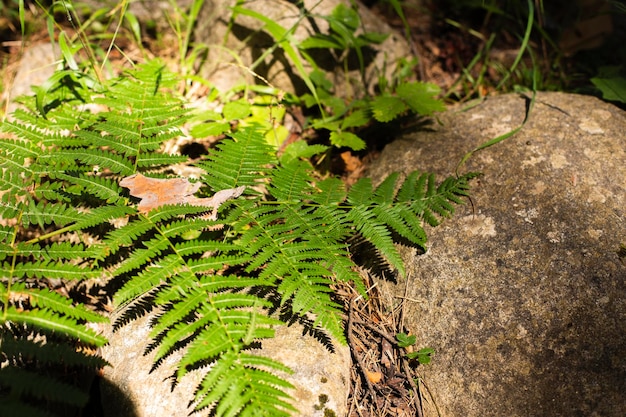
(100, 312, 205, 417)
(193, 0, 410, 95)
(100, 311, 350, 417)
(366, 92, 626, 417)
(6, 43, 59, 116)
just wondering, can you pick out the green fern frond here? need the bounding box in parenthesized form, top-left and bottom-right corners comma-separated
(140, 203, 212, 222)
(193, 350, 296, 417)
(156, 295, 277, 366)
(0, 226, 15, 245)
(53, 172, 124, 204)
(69, 205, 134, 231)
(0, 60, 201, 417)
(346, 203, 406, 274)
(20, 201, 80, 228)
(39, 148, 134, 175)
(102, 218, 157, 255)
(136, 152, 188, 168)
(0, 324, 107, 417)
(10, 261, 102, 280)
(9, 283, 106, 323)
(402, 171, 477, 226)
(161, 217, 217, 238)
(148, 274, 277, 339)
(372, 172, 401, 203)
(0, 131, 39, 159)
(346, 176, 376, 205)
(75, 129, 137, 156)
(114, 254, 184, 307)
(0, 335, 108, 368)
(173, 239, 244, 258)
(269, 160, 314, 201)
(21, 241, 95, 261)
(0, 56, 476, 417)
(113, 235, 171, 276)
(232, 201, 351, 343)
(0, 367, 88, 407)
(310, 176, 347, 205)
(3, 306, 106, 346)
(200, 126, 277, 190)
(344, 171, 477, 273)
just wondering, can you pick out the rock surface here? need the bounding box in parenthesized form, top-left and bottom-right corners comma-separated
(366, 92, 626, 417)
(193, 0, 410, 95)
(6, 43, 59, 116)
(100, 311, 351, 417)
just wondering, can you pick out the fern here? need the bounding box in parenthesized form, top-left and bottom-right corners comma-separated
(0, 61, 475, 416)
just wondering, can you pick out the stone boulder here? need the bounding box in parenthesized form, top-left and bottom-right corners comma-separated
(100, 310, 350, 417)
(366, 92, 626, 417)
(193, 0, 410, 95)
(6, 43, 59, 116)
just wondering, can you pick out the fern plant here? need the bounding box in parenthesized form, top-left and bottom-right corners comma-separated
(0, 60, 475, 416)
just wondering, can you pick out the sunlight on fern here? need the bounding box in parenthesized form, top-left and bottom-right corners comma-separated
(0, 60, 475, 416)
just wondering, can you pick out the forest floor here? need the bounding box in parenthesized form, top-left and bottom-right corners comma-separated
(0, 1, 621, 417)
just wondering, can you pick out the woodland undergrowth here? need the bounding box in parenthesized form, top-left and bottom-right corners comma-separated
(0, 2, 479, 416)
(0, 60, 476, 416)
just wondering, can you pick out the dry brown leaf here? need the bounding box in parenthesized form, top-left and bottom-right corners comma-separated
(120, 173, 245, 219)
(366, 370, 383, 384)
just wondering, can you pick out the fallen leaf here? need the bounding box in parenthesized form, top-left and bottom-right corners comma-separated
(340, 151, 362, 172)
(366, 370, 383, 384)
(120, 173, 245, 219)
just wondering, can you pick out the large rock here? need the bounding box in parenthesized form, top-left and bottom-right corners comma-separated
(366, 92, 626, 417)
(193, 0, 410, 95)
(6, 43, 59, 116)
(100, 311, 351, 417)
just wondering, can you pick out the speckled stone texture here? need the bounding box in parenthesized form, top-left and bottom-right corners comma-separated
(367, 92, 626, 417)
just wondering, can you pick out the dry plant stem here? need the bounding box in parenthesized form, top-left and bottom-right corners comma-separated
(348, 298, 378, 404)
(419, 376, 443, 417)
(352, 311, 425, 417)
(403, 359, 423, 417)
(399, 277, 425, 417)
(351, 317, 397, 345)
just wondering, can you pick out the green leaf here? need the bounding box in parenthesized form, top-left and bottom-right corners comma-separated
(280, 142, 328, 164)
(357, 32, 388, 45)
(5, 307, 107, 346)
(191, 121, 231, 138)
(330, 3, 359, 33)
(341, 108, 371, 129)
(300, 34, 344, 49)
(371, 95, 407, 122)
(223, 99, 251, 120)
(329, 131, 366, 150)
(396, 82, 446, 115)
(407, 347, 435, 364)
(396, 332, 417, 348)
(591, 66, 626, 103)
(123, 11, 142, 46)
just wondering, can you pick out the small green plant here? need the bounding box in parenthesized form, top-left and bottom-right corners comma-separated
(396, 332, 434, 365)
(206, 2, 446, 152)
(591, 66, 626, 104)
(294, 4, 445, 150)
